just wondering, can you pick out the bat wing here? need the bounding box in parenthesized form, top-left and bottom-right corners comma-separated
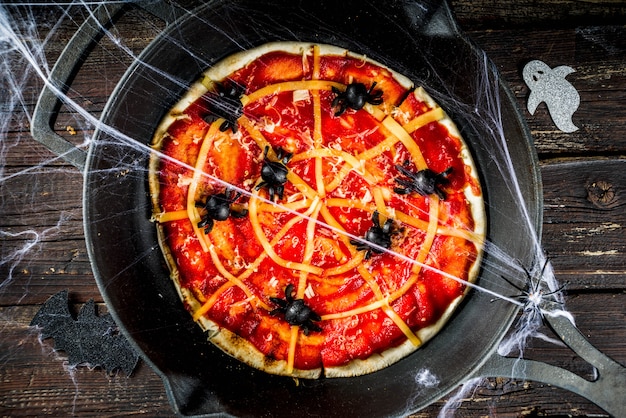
(30, 290, 74, 340)
(31, 291, 138, 375)
(74, 300, 139, 375)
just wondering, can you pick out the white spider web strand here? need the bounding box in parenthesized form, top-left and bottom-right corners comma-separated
(3, 1, 541, 309)
(0, 3, 576, 417)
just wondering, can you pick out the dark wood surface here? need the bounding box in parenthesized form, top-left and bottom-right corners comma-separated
(1, 1, 625, 416)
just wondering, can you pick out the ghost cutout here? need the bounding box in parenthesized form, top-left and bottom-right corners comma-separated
(523, 60, 580, 133)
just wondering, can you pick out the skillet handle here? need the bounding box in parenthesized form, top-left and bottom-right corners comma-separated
(30, 1, 184, 171)
(473, 314, 626, 417)
(31, 3, 127, 171)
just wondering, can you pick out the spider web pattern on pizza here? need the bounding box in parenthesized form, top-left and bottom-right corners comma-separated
(149, 43, 485, 378)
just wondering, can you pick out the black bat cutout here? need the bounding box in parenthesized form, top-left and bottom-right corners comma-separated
(30, 290, 139, 375)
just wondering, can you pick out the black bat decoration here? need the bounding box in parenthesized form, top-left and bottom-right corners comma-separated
(30, 290, 139, 375)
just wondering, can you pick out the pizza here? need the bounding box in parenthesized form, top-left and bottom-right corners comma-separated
(149, 42, 485, 378)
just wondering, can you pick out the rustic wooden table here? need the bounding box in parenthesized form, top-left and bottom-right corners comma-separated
(1, 1, 624, 416)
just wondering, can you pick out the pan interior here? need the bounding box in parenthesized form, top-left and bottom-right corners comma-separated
(84, 1, 541, 416)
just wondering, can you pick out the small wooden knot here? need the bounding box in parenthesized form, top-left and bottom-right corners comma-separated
(586, 180, 616, 208)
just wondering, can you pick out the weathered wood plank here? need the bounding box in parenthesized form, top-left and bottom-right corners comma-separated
(1, 159, 624, 307)
(467, 27, 626, 156)
(452, 0, 626, 29)
(1, 2, 625, 416)
(541, 159, 626, 289)
(2, 292, 622, 417)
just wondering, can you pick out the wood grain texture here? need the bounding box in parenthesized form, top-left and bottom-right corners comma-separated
(1, 1, 624, 417)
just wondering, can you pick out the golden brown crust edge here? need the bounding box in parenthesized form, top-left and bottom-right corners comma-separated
(148, 41, 485, 379)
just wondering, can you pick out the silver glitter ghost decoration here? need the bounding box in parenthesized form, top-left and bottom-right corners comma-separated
(523, 60, 580, 133)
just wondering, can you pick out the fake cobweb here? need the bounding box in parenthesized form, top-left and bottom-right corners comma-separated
(0, 1, 616, 417)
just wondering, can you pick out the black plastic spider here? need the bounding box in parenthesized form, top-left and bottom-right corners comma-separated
(201, 80, 245, 133)
(394, 163, 452, 200)
(255, 146, 292, 202)
(332, 81, 383, 116)
(350, 210, 395, 260)
(195, 189, 248, 234)
(497, 258, 566, 323)
(270, 284, 322, 335)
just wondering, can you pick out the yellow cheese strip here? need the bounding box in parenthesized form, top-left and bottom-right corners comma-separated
(291, 148, 377, 184)
(402, 107, 445, 134)
(355, 265, 385, 307)
(356, 134, 400, 162)
(249, 189, 323, 276)
(312, 89, 326, 196)
(286, 325, 299, 374)
(187, 121, 221, 252)
(381, 303, 422, 346)
(286, 170, 320, 201)
(312, 44, 321, 79)
(314, 152, 325, 196)
(243, 80, 343, 105)
(291, 148, 364, 173)
(258, 198, 311, 213)
(357, 263, 421, 345)
(364, 102, 387, 121)
(323, 135, 399, 193)
(206, 238, 272, 311)
(323, 162, 357, 193)
(317, 202, 423, 345)
(321, 251, 365, 277)
(391, 196, 440, 301)
(154, 210, 189, 222)
(288, 187, 322, 373)
(238, 115, 272, 154)
(321, 298, 386, 320)
(315, 236, 348, 262)
(193, 281, 234, 320)
(435, 225, 483, 244)
(393, 206, 482, 244)
(296, 198, 322, 298)
(318, 205, 387, 301)
(411, 196, 440, 274)
(238, 201, 320, 282)
(388, 209, 429, 232)
(323, 197, 373, 212)
(372, 187, 388, 219)
(381, 116, 428, 170)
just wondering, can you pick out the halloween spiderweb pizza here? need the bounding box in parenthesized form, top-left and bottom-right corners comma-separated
(149, 42, 485, 378)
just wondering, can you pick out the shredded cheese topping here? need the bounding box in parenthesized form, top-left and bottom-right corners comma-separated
(154, 44, 483, 375)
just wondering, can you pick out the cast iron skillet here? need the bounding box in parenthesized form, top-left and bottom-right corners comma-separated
(31, 1, 625, 416)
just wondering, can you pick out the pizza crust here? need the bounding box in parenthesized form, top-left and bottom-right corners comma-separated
(149, 42, 485, 378)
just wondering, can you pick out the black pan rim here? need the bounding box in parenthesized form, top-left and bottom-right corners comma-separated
(83, 1, 542, 416)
